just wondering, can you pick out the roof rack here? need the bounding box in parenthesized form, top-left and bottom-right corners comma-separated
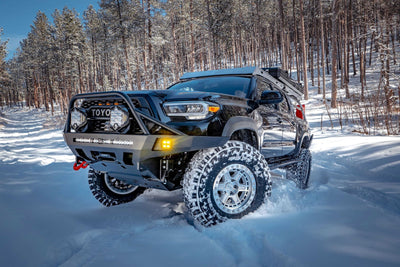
(180, 66, 257, 79)
(261, 67, 304, 100)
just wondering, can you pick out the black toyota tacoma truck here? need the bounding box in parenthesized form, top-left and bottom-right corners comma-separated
(64, 66, 312, 226)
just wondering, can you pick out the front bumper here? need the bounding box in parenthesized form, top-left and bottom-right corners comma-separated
(64, 132, 228, 190)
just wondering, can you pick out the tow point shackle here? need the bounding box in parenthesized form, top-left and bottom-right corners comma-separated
(73, 160, 88, 171)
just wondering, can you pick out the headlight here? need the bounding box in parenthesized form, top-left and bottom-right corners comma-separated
(70, 108, 87, 130)
(110, 106, 129, 131)
(163, 101, 220, 120)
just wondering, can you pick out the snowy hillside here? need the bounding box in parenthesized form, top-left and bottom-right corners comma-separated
(1, 95, 400, 266)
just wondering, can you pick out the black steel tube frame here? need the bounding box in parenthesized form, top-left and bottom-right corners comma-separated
(64, 91, 185, 136)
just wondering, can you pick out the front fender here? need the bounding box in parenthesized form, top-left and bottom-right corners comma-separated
(221, 116, 260, 148)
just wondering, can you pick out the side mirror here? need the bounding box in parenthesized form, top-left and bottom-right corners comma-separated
(258, 90, 284, 105)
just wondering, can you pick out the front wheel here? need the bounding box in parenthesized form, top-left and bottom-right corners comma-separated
(88, 168, 146, 207)
(183, 141, 272, 227)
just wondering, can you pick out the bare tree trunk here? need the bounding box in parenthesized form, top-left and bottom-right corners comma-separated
(232, 27, 237, 67)
(171, 16, 179, 81)
(325, 23, 330, 76)
(389, 18, 397, 65)
(135, 39, 142, 90)
(310, 2, 315, 87)
(349, 6, 357, 76)
(299, 0, 309, 100)
(319, 0, 326, 100)
(331, 0, 339, 108)
(292, 0, 300, 83)
(33, 74, 40, 108)
(116, 0, 132, 90)
(343, 7, 350, 98)
(310, 38, 314, 87)
(339, 21, 344, 89)
(383, 15, 392, 114)
(369, 31, 375, 66)
(360, 50, 365, 101)
(205, 0, 215, 69)
(189, 0, 195, 72)
(278, 0, 287, 70)
(317, 20, 321, 94)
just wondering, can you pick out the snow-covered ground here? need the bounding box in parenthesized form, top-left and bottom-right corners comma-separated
(1, 95, 400, 266)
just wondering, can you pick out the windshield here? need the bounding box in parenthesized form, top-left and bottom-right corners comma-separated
(167, 76, 252, 98)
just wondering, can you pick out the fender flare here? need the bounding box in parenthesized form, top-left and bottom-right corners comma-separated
(293, 132, 313, 157)
(299, 133, 313, 149)
(221, 116, 260, 149)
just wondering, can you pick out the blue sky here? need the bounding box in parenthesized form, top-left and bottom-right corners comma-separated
(0, 0, 98, 60)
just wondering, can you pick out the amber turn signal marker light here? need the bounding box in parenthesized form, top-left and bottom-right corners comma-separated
(153, 138, 174, 151)
(208, 106, 220, 113)
(161, 139, 172, 149)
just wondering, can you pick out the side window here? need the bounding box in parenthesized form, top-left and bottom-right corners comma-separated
(256, 78, 279, 110)
(256, 78, 269, 99)
(257, 77, 294, 112)
(279, 95, 290, 114)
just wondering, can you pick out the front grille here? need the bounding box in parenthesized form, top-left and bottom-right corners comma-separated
(76, 96, 152, 134)
(92, 119, 108, 132)
(81, 98, 141, 109)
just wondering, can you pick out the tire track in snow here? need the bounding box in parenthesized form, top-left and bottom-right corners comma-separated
(203, 224, 300, 267)
(312, 147, 400, 217)
(339, 185, 400, 216)
(0, 108, 74, 165)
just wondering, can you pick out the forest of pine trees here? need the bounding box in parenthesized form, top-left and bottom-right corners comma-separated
(0, 0, 399, 133)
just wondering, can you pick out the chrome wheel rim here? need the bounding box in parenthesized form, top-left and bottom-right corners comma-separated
(104, 173, 137, 195)
(212, 164, 256, 214)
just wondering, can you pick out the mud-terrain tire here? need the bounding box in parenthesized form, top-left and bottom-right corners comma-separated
(183, 141, 272, 227)
(286, 149, 312, 189)
(88, 168, 146, 207)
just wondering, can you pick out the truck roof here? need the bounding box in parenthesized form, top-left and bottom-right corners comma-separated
(180, 67, 304, 100)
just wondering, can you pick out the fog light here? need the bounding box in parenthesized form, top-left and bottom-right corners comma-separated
(110, 106, 129, 131)
(70, 108, 87, 130)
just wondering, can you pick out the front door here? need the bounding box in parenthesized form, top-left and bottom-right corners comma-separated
(255, 77, 296, 157)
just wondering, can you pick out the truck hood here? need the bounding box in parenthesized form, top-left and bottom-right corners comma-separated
(127, 89, 244, 103)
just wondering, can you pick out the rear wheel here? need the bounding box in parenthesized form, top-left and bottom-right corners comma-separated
(286, 149, 312, 189)
(183, 141, 272, 227)
(88, 168, 146, 206)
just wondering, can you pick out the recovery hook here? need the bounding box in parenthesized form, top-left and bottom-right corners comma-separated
(73, 160, 89, 171)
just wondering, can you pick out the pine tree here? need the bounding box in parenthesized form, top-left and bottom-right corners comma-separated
(330, 0, 338, 108)
(0, 28, 8, 81)
(0, 28, 10, 106)
(99, 0, 134, 90)
(84, 5, 103, 92)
